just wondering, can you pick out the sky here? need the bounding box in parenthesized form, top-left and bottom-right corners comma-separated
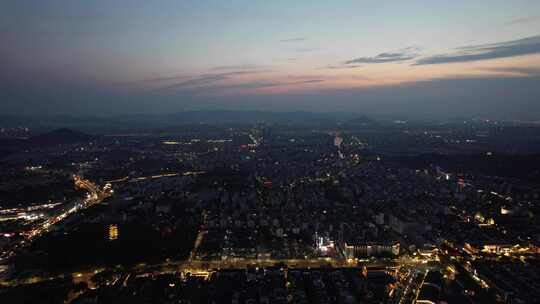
(1, 0, 540, 119)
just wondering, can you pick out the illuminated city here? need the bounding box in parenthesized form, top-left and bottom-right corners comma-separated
(1, 119, 540, 303)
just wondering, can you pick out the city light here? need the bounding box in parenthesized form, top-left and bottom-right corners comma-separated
(109, 224, 119, 241)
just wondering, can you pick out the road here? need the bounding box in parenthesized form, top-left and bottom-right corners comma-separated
(189, 210, 208, 261)
(105, 171, 207, 184)
(0, 254, 434, 289)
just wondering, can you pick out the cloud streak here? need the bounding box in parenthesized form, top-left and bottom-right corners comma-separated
(218, 79, 324, 90)
(415, 35, 540, 65)
(151, 70, 269, 92)
(480, 66, 540, 77)
(279, 37, 307, 43)
(320, 64, 363, 70)
(296, 47, 318, 53)
(505, 15, 540, 25)
(345, 47, 419, 64)
(158, 74, 228, 91)
(211, 64, 266, 71)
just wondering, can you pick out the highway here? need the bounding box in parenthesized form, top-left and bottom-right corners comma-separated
(0, 175, 111, 261)
(26, 175, 111, 242)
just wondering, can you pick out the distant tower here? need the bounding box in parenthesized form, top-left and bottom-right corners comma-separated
(334, 135, 343, 148)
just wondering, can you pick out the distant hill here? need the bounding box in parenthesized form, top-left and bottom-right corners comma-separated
(164, 111, 361, 124)
(0, 128, 94, 158)
(0, 111, 376, 133)
(29, 128, 95, 146)
(340, 115, 379, 128)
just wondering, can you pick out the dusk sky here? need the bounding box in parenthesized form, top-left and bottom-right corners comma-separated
(1, 1, 540, 119)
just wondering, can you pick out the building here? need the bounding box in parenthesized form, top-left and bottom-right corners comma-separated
(389, 214, 416, 235)
(343, 241, 399, 258)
